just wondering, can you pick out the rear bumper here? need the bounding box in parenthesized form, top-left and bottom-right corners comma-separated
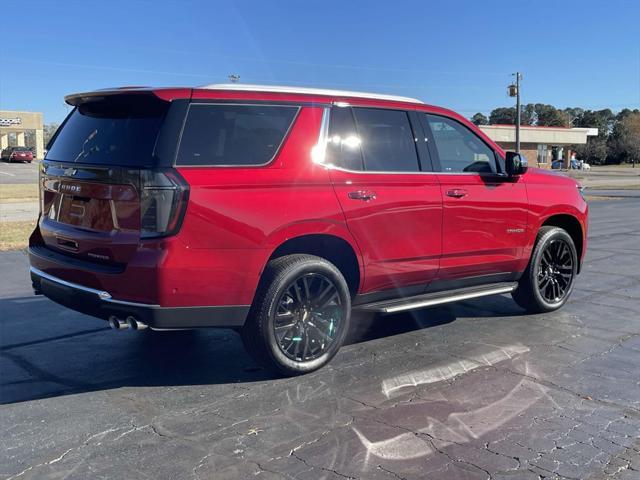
(30, 266, 249, 329)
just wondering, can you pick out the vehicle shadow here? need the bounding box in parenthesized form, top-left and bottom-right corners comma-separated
(0, 294, 525, 405)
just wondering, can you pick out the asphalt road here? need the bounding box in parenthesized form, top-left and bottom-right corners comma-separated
(1, 199, 639, 480)
(0, 160, 39, 185)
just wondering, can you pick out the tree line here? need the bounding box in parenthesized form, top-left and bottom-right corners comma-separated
(470, 105, 640, 165)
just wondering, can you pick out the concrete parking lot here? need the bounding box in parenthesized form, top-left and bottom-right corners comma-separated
(1, 198, 639, 480)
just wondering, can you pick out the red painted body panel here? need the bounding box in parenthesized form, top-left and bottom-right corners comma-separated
(29, 85, 589, 324)
(173, 106, 362, 306)
(329, 168, 442, 293)
(437, 174, 529, 279)
(521, 168, 589, 262)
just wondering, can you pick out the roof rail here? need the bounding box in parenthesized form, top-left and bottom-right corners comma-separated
(199, 83, 423, 104)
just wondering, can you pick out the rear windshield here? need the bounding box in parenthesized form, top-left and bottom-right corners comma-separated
(176, 104, 299, 166)
(45, 94, 168, 167)
(13, 147, 31, 152)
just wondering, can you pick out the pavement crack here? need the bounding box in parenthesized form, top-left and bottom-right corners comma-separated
(290, 450, 358, 479)
(6, 447, 74, 480)
(377, 464, 408, 480)
(503, 367, 640, 415)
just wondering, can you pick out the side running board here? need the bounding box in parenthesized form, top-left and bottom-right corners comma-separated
(355, 282, 518, 314)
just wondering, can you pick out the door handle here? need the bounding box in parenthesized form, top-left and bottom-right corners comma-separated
(348, 190, 377, 201)
(445, 189, 468, 198)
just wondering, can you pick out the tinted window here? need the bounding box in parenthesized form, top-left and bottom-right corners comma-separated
(326, 107, 364, 170)
(46, 94, 168, 167)
(425, 115, 496, 173)
(177, 104, 298, 166)
(352, 108, 419, 172)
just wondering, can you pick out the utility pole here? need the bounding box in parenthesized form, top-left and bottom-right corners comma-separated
(508, 72, 522, 153)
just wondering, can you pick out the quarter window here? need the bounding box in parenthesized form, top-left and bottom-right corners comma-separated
(176, 104, 298, 166)
(352, 108, 420, 172)
(425, 115, 496, 173)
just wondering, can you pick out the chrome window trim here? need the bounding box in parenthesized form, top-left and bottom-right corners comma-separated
(175, 103, 301, 168)
(314, 106, 500, 176)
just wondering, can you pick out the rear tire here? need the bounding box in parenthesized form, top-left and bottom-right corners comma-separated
(512, 226, 578, 313)
(241, 254, 351, 376)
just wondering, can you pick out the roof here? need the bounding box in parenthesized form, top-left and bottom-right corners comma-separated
(200, 83, 424, 104)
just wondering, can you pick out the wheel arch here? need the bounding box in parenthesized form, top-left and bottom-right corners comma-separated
(541, 214, 584, 273)
(267, 233, 362, 296)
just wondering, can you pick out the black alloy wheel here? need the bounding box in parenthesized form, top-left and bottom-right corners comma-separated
(536, 237, 574, 304)
(512, 226, 578, 313)
(241, 254, 351, 375)
(274, 273, 343, 362)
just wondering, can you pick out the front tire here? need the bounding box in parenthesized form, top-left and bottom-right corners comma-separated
(241, 254, 351, 376)
(512, 226, 578, 313)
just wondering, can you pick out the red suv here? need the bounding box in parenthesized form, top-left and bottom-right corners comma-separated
(1, 146, 34, 162)
(29, 84, 588, 375)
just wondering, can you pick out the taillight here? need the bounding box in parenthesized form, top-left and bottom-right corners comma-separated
(140, 169, 189, 238)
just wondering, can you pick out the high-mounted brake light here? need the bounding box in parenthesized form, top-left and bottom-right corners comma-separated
(140, 169, 189, 238)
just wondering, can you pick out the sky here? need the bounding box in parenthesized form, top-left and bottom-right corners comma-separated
(1, 0, 639, 124)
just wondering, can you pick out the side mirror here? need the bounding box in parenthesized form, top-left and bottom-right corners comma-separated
(505, 151, 528, 176)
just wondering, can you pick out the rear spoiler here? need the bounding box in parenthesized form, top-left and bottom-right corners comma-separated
(65, 87, 192, 106)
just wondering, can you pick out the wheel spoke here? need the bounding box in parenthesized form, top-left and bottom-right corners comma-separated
(292, 280, 304, 304)
(308, 321, 332, 342)
(293, 334, 302, 359)
(558, 242, 568, 261)
(302, 331, 310, 360)
(318, 292, 336, 309)
(539, 277, 551, 295)
(315, 282, 334, 307)
(302, 275, 311, 300)
(281, 335, 295, 354)
(276, 327, 296, 344)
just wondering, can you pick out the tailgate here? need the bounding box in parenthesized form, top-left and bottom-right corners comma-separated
(39, 162, 141, 265)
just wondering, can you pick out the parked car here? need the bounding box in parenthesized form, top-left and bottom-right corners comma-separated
(29, 85, 588, 375)
(1, 146, 34, 162)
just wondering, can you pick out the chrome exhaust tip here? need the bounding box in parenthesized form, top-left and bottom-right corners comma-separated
(108, 316, 127, 330)
(126, 316, 148, 331)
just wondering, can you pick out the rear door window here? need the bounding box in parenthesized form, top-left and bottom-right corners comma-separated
(45, 94, 168, 167)
(176, 104, 299, 166)
(424, 114, 497, 173)
(352, 108, 420, 172)
(326, 107, 364, 170)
